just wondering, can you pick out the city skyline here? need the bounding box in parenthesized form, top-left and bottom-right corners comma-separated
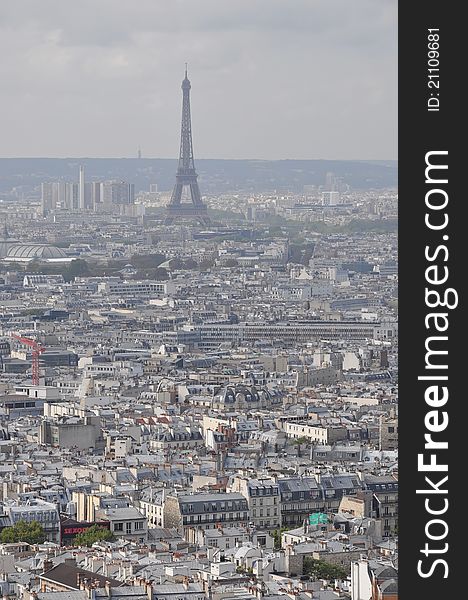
(0, 0, 397, 160)
(0, 4, 399, 595)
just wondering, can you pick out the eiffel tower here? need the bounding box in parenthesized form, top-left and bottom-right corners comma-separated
(164, 66, 210, 226)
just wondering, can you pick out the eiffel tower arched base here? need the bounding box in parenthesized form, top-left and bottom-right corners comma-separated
(164, 205, 211, 226)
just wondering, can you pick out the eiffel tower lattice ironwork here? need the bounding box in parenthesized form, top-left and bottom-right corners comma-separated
(164, 66, 210, 225)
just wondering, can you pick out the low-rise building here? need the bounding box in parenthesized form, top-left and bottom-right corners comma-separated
(228, 476, 281, 530)
(164, 493, 249, 543)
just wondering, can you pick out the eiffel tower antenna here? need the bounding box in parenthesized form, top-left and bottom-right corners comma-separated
(164, 66, 210, 226)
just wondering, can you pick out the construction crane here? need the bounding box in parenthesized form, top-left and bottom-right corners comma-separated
(11, 334, 45, 386)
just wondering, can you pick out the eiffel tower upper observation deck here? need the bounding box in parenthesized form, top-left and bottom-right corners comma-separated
(164, 66, 210, 225)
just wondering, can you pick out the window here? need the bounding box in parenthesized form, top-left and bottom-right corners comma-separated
(135, 521, 144, 530)
(114, 523, 124, 531)
(126, 522, 132, 534)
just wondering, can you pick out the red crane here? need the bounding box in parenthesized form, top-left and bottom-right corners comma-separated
(11, 334, 45, 386)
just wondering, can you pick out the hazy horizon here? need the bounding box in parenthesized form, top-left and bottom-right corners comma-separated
(0, 156, 398, 162)
(0, 0, 397, 160)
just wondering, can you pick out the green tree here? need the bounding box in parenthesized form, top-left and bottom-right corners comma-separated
(272, 526, 292, 550)
(292, 436, 309, 445)
(288, 243, 315, 266)
(223, 258, 239, 268)
(0, 520, 45, 544)
(131, 253, 166, 269)
(198, 258, 215, 271)
(303, 557, 348, 580)
(64, 259, 91, 282)
(208, 208, 245, 222)
(166, 257, 184, 270)
(182, 258, 199, 270)
(27, 258, 43, 273)
(74, 525, 114, 547)
(151, 267, 169, 280)
(291, 436, 309, 458)
(134, 267, 169, 281)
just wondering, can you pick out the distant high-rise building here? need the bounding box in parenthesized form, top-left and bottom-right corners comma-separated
(325, 171, 347, 194)
(101, 181, 135, 206)
(55, 182, 68, 209)
(149, 184, 159, 194)
(322, 191, 341, 206)
(42, 181, 81, 213)
(41, 171, 135, 214)
(66, 183, 79, 210)
(90, 182, 102, 211)
(41, 183, 56, 215)
(325, 171, 337, 191)
(79, 165, 85, 210)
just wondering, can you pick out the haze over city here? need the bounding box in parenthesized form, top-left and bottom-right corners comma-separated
(0, 3, 399, 599)
(0, 0, 397, 160)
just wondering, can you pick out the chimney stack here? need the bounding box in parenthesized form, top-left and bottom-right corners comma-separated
(43, 558, 53, 573)
(146, 580, 154, 600)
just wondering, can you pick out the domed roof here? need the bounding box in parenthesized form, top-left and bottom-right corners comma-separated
(379, 580, 398, 593)
(6, 244, 67, 260)
(214, 383, 281, 407)
(374, 566, 398, 579)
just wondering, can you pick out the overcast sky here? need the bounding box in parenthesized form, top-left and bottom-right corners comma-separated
(0, 0, 397, 160)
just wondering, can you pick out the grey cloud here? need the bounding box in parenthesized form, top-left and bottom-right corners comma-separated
(0, 0, 397, 159)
